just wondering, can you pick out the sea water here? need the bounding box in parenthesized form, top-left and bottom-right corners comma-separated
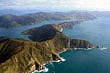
(0, 19, 74, 40)
(0, 17, 110, 73)
(42, 17, 110, 73)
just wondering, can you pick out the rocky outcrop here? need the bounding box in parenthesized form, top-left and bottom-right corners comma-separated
(70, 39, 93, 49)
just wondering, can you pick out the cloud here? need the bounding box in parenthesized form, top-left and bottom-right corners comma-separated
(76, 0, 110, 9)
(0, 0, 110, 10)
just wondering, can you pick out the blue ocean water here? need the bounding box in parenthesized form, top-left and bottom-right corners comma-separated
(45, 49, 110, 73)
(43, 17, 110, 73)
(0, 17, 110, 73)
(63, 17, 110, 48)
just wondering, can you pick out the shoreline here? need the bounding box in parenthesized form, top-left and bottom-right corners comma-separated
(31, 47, 94, 73)
(32, 57, 66, 73)
(31, 49, 67, 73)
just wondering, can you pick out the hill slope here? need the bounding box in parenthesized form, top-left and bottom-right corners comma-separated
(0, 11, 96, 28)
(0, 24, 94, 73)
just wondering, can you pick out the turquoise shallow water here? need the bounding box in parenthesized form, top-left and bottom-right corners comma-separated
(0, 17, 110, 73)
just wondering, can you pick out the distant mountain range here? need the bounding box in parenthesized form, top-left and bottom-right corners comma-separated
(88, 11, 110, 17)
(0, 9, 43, 16)
(0, 11, 96, 28)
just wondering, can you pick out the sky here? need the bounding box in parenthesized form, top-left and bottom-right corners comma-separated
(0, 0, 110, 11)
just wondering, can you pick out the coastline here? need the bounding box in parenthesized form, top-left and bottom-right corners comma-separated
(0, 14, 96, 73)
(31, 57, 66, 73)
(31, 49, 67, 73)
(31, 47, 94, 73)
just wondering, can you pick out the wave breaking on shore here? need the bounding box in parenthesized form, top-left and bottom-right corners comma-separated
(32, 57, 66, 73)
(32, 67, 49, 73)
(99, 47, 108, 51)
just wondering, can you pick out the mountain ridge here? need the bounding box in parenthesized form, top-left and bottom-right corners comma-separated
(0, 11, 96, 28)
(0, 24, 94, 73)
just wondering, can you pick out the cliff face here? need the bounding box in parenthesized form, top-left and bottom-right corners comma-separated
(0, 25, 94, 73)
(70, 39, 93, 49)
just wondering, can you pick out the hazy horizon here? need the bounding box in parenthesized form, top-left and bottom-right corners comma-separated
(0, 0, 110, 11)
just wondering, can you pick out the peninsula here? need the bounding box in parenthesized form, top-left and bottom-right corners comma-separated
(0, 23, 94, 73)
